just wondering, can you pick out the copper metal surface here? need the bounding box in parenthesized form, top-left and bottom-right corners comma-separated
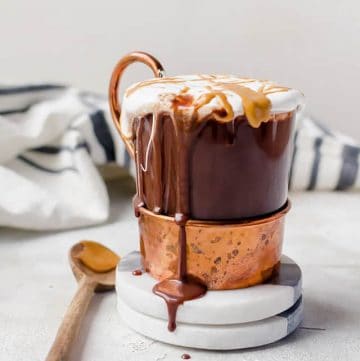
(108, 51, 165, 158)
(138, 202, 291, 290)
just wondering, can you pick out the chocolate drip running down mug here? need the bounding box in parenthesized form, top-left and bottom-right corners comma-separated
(109, 51, 304, 331)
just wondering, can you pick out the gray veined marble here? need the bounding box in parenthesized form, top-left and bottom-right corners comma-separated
(117, 295, 304, 350)
(116, 252, 303, 327)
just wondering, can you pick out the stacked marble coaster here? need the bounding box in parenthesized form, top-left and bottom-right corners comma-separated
(116, 252, 303, 350)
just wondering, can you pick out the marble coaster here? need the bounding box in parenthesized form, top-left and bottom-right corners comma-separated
(116, 252, 302, 325)
(117, 296, 303, 350)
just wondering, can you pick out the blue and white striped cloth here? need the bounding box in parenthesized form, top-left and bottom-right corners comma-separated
(0, 84, 359, 230)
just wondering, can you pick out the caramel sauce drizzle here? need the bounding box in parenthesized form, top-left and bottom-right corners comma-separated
(124, 75, 291, 129)
(258, 83, 289, 95)
(193, 92, 234, 123)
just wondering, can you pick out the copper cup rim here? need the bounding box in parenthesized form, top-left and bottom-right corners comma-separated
(138, 200, 291, 228)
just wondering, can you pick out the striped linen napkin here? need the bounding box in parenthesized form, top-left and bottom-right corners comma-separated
(0, 84, 359, 230)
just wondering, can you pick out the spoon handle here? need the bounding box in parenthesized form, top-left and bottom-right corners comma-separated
(46, 276, 97, 361)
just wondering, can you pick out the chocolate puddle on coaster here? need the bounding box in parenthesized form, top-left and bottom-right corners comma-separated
(153, 278, 207, 332)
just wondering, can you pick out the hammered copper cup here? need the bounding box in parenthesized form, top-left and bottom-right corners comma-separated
(109, 52, 293, 290)
(138, 202, 290, 290)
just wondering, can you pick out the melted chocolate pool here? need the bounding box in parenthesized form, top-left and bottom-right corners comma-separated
(153, 279, 206, 331)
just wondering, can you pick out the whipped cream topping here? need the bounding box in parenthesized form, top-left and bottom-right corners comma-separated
(120, 74, 304, 139)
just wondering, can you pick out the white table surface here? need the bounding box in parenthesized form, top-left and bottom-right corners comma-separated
(1, 179, 359, 361)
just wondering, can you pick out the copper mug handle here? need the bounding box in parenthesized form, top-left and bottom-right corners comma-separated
(109, 51, 165, 158)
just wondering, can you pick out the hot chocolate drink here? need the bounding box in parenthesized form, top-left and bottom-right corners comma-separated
(109, 52, 304, 331)
(120, 74, 300, 220)
(130, 111, 294, 220)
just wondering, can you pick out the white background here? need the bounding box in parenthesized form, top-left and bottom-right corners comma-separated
(1, 0, 359, 139)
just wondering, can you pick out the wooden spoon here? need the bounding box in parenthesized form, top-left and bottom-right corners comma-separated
(46, 241, 120, 361)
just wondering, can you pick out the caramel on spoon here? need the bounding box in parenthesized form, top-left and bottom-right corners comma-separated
(46, 241, 120, 361)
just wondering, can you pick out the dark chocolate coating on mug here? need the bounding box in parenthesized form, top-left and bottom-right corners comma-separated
(135, 112, 295, 220)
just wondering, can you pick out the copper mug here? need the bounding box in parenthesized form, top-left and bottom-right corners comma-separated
(109, 51, 300, 290)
